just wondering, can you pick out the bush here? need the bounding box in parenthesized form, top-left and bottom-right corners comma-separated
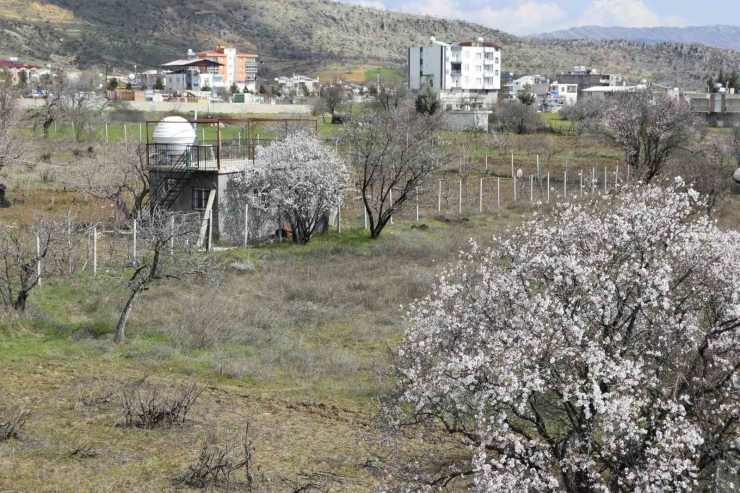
(1, 405, 32, 441)
(119, 377, 204, 428)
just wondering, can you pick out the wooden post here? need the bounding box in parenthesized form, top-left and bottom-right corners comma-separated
(437, 180, 442, 212)
(592, 166, 595, 195)
(604, 166, 607, 194)
(244, 204, 249, 247)
(207, 209, 213, 252)
(511, 151, 514, 179)
(497, 177, 500, 210)
(458, 179, 462, 214)
(513, 175, 517, 202)
(485, 151, 488, 173)
(580, 172, 583, 197)
(616, 163, 619, 186)
(123, 124, 127, 143)
(363, 204, 368, 230)
(93, 227, 97, 276)
(547, 172, 550, 203)
(202, 127, 205, 142)
(132, 219, 137, 266)
(36, 233, 41, 286)
(479, 178, 483, 213)
(105, 122, 109, 144)
(626, 163, 630, 183)
(139, 124, 142, 141)
(564, 170, 567, 198)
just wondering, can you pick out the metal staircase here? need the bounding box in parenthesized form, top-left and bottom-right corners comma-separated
(146, 147, 197, 213)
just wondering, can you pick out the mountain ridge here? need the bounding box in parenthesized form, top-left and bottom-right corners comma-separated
(0, 0, 739, 90)
(534, 25, 740, 52)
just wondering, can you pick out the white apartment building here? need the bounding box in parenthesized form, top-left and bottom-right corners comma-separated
(548, 82, 579, 105)
(408, 36, 501, 110)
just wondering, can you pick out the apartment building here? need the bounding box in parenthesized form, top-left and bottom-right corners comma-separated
(0, 58, 38, 85)
(553, 67, 622, 95)
(408, 36, 501, 110)
(275, 74, 320, 95)
(161, 58, 222, 92)
(194, 46, 258, 92)
(548, 82, 579, 105)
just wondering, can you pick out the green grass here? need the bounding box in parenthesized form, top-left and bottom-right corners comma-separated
(364, 66, 406, 83)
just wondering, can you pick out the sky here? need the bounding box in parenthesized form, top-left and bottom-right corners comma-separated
(338, 0, 736, 36)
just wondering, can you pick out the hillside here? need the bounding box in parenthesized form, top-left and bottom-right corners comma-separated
(2, 0, 740, 89)
(534, 25, 740, 52)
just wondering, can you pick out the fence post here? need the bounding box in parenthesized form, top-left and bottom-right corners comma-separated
(139, 124, 142, 142)
(580, 172, 583, 197)
(564, 170, 567, 198)
(592, 166, 595, 195)
(626, 163, 630, 183)
(415, 187, 420, 221)
(616, 163, 619, 186)
(105, 122, 109, 144)
(511, 151, 514, 179)
(93, 227, 97, 276)
(536, 155, 540, 181)
(36, 233, 41, 286)
(604, 167, 607, 194)
(72, 122, 75, 142)
(202, 128, 205, 142)
(530, 175, 533, 205)
(132, 219, 137, 266)
(337, 206, 341, 233)
(479, 178, 483, 213)
(53, 121, 57, 140)
(124, 124, 127, 144)
(208, 209, 213, 252)
(389, 189, 393, 225)
(497, 177, 500, 210)
(243, 204, 249, 247)
(363, 203, 368, 230)
(547, 172, 550, 203)
(458, 179, 462, 214)
(513, 176, 517, 202)
(485, 152, 488, 173)
(437, 180, 442, 213)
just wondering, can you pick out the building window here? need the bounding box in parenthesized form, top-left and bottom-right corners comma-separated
(464, 76, 469, 84)
(192, 189, 211, 210)
(464, 64, 469, 71)
(464, 51, 470, 59)
(476, 78, 481, 85)
(495, 70, 499, 76)
(476, 53, 481, 60)
(476, 65, 481, 72)
(495, 58, 499, 64)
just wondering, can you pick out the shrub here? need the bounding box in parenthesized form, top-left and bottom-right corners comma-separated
(119, 377, 204, 428)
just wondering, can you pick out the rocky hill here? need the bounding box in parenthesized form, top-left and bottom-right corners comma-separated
(535, 25, 740, 52)
(1, 0, 740, 89)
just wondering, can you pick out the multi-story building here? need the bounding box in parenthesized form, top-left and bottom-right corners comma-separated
(161, 58, 222, 92)
(548, 82, 579, 105)
(274, 74, 320, 95)
(408, 36, 501, 110)
(194, 46, 258, 93)
(553, 67, 622, 95)
(0, 58, 38, 85)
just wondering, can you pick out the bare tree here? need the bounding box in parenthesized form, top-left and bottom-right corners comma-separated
(114, 211, 210, 344)
(371, 81, 408, 113)
(31, 54, 76, 138)
(343, 110, 447, 239)
(0, 217, 56, 311)
(560, 98, 603, 134)
(321, 86, 344, 120)
(0, 85, 23, 169)
(591, 87, 696, 182)
(62, 141, 149, 223)
(492, 99, 542, 135)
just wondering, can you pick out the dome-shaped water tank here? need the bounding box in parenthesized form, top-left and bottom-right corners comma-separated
(152, 116, 196, 146)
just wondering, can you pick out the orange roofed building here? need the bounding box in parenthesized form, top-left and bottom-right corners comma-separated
(193, 45, 258, 93)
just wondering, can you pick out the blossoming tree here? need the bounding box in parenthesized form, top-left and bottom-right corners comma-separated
(388, 182, 740, 491)
(238, 132, 349, 244)
(592, 87, 696, 183)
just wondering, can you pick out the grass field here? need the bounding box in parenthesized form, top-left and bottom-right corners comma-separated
(0, 213, 525, 491)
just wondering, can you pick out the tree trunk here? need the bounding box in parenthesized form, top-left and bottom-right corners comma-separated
(13, 290, 28, 311)
(114, 289, 141, 344)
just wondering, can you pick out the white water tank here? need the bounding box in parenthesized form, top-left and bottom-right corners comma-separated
(152, 116, 196, 146)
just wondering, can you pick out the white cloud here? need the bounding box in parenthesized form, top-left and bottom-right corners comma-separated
(576, 0, 686, 28)
(400, 0, 568, 35)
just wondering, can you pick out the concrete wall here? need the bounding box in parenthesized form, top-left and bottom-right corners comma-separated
(19, 99, 312, 115)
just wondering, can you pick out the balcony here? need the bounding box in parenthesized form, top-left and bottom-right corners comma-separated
(451, 70, 462, 76)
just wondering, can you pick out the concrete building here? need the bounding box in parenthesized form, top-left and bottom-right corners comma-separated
(408, 36, 502, 110)
(548, 82, 579, 105)
(510, 75, 549, 98)
(161, 59, 222, 93)
(685, 91, 740, 126)
(0, 58, 37, 85)
(194, 46, 259, 93)
(553, 67, 622, 95)
(275, 75, 320, 95)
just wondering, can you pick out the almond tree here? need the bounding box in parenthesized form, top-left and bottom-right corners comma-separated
(0, 85, 23, 169)
(114, 212, 207, 344)
(233, 132, 348, 245)
(593, 88, 696, 182)
(343, 110, 447, 239)
(386, 182, 740, 491)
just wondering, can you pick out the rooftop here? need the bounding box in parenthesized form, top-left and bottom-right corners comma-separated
(161, 59, 222, 68)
